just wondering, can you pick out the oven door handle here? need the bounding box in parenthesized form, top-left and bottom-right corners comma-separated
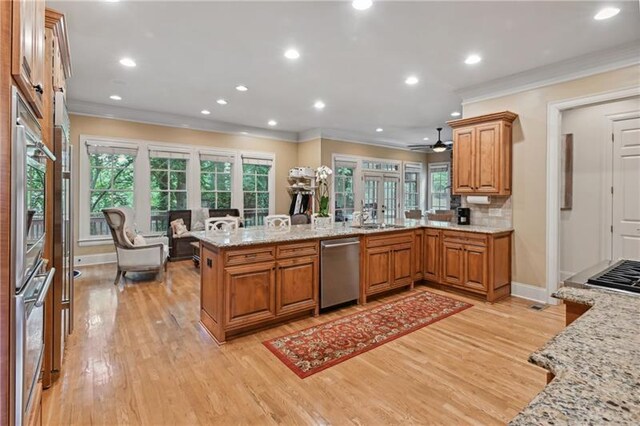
(34, 268, 55, 308)
(16, 123, 57, 162)
(35, 140, 56, 162)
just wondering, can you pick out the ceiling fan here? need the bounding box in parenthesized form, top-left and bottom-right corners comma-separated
(408, 127, 453, 152)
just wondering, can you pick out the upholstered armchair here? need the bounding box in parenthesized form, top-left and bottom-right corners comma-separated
(102, 207, 169, 285)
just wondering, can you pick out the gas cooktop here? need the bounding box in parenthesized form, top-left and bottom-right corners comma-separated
(587, 260, 640, 294)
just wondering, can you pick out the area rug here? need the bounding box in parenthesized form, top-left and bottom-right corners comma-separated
(263, 290, 472, 378)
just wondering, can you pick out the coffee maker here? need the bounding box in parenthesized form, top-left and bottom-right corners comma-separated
(457, 207, 471, 225)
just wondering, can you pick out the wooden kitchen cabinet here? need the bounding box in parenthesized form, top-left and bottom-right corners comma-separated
(413, 230, 424, 280)
(424, 229, 441, 282)
(201, 241, 319, 343)
(224, 261, 277, 329)
(448, 111, 517, 195)
(12, 0, 46, 117)
(436, 230, 511, 302)
(363, 231, 414, 300)
(276, 256, 318, 316)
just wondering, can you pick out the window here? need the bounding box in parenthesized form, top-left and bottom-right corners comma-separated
(362, 160, 399, 172)
(334, 160, 356, 222)
(428, 163, 450, 211)
(87, 144, 137, 236)
(404, 163, 421, 211)
(200, 153, 233, 209)
(242, 156, 273, 227)
(149, 148, 189, 232)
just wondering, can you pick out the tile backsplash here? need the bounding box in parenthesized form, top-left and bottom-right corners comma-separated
(461, 196, 512, 228)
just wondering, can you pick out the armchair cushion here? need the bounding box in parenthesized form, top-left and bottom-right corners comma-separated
(133, 234, 147, 246)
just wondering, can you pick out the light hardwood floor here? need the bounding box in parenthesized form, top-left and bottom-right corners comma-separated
(42, 261, 564, 425)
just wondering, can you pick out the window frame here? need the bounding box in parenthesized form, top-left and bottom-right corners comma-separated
(78, 135, 275, 246)
(427, 162, 451, 211)
(148, 153, 190, 233)
(241, 154, 276, 227)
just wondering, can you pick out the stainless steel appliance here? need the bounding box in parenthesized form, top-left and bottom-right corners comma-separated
(11, 86, 55, 292)
(320, 238, 360, 308)
(565, 260, 640, 296)
(13, 263, 54, 426)
(11, 86, 56, 426)
(52, 91, 74, 372)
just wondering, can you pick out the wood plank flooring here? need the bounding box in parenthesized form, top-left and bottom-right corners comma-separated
(42, 261, 564, 425)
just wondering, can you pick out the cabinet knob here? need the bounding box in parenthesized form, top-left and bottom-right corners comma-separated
(34, 84, 44, 94)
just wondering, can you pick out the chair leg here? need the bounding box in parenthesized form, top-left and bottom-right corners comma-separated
(114, 268, 122, 285)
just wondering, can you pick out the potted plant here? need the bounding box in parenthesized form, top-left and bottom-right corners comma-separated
(313, 165, 333, 229)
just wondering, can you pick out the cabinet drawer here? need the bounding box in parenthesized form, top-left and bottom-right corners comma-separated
(277, 241, 318, 259)
(442, 230, 487, 246)
(225, 246, 275, 266)
(365, 231, 413, 248)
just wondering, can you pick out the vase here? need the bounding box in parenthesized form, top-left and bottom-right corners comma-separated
(312, 215, 333, 230)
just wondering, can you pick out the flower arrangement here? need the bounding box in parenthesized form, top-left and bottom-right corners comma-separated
(315, 165, 333, 218)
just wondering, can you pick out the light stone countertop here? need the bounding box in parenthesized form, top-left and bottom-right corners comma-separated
(510, 286, 640, 425)
(190, 219, 513, 248)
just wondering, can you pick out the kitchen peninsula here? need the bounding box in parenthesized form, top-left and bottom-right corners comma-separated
(194, 221, 513, 343)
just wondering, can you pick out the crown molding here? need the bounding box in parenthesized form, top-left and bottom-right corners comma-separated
(298, 128, 322, 142)
(458, 41, 640, 105)
(67, 100, 300, 142)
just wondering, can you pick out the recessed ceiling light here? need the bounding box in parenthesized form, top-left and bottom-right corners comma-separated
(405, 75, 419, 85)
(451, 111, 461, 117)
(235, 85, 248, 92)
(314, 100, 326, 110)
(464, 54, 482, 65)
(119, 57, 136, 67)
(241, 131, 248, 135)
(268, 120, 277, 126)
(594, 7, 620, 20)
(284, 48, 300, 60)
(109, 95, 122, 101)
(201, 109, 211, 115)
(216, 99, 228, 105)
(423, 137, 430, 141)
(352, 0, 373, 11)
(376, 128, 383, 132)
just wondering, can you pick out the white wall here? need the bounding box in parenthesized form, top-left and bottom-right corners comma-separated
(559, 97, 640, 280)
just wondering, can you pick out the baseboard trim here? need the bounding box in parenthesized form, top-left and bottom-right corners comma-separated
(74, 252, 116, 266)
(511, 281, 552, 304)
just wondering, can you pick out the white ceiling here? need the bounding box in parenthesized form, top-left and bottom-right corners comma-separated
(50, 0, 640, 148)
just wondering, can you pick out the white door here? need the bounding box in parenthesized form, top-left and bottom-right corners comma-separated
(612, 117, 640, 260)
(363, 174, 400, 221)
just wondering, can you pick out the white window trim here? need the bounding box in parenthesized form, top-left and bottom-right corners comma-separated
(330, 154, 425, 217)
(78, 135, 276, 245)
(403, 161, 426, 213)
(427, 162, 451, 211)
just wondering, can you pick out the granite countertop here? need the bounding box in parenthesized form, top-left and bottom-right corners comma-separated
(510, 286, 640, 425)
(191, 219, 513, 248)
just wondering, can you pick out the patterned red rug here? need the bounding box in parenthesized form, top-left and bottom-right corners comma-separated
(263, 290, 472, 378)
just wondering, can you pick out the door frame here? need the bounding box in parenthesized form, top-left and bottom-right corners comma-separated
(546, 86, 640, 304)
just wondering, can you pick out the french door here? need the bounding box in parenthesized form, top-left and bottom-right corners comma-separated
(363, 174, 400, 221)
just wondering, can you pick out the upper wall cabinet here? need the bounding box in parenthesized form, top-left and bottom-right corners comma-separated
(12, 0, 46, 118)
(448, 111, 518, 196)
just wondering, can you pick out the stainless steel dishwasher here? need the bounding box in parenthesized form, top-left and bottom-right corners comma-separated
(320, 237, 360, 309)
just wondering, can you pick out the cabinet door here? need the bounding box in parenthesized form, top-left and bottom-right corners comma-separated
(364, 246, 392, 295)
(391, 243, 413, 287)
(464, 244, 488, 292)
(475, 123, 501, 193)
(442, 241, 464, 286)
(12, 0, 45, 117)
(224, 262, 276, 328)
(276, 256, 318, 316)
(424, 230, 440, 282)
(452, 127, 475, 193)
(413, 230, 424, 280)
